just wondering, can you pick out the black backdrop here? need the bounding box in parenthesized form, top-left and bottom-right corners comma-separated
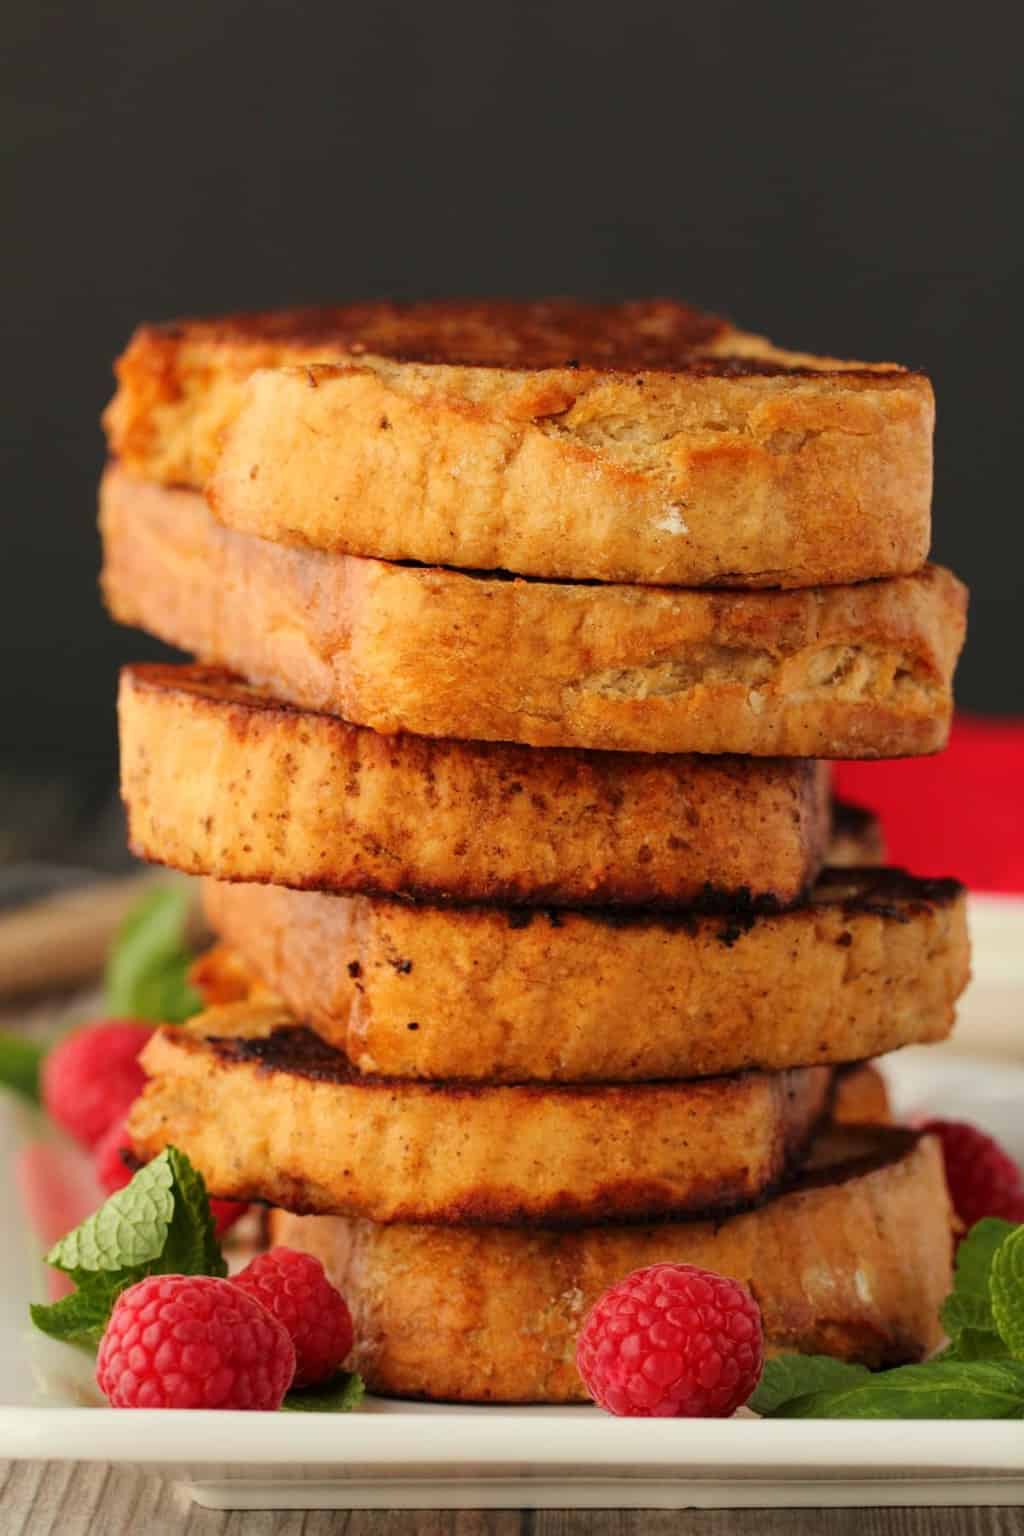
(4, 0, 1022, 784)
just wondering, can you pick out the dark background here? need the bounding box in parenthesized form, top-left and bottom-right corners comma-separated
(3, 0, 1022, 853)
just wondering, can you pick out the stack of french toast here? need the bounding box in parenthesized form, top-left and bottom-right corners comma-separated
(102, 300, 971, 1403)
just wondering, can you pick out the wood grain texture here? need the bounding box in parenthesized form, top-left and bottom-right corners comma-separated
(1, 1462, 1022, 1534)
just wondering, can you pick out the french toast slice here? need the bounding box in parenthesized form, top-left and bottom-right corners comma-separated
(104, 299, 932, 589)
(118, 664, 832, 907)
(127, 1005, 832, 1224)
(267, 1125, 951, 1401)
(199, 868, 968, 1082)
(101, 468, 966, 758)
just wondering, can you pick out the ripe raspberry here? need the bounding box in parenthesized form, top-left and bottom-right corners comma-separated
(42, 1020, 153, 1148)
(209, 1196, 251, 1240)
(232, 1248, 354, 1387)
(921, 1119, 1024, 1232)
(96, 1274, 295, 1409)
(93, 1116, 249, 1236)
(576, 1263, 763, 1417)
(93, 1115, 135, 1194)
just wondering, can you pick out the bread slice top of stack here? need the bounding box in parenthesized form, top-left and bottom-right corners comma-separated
(104, 298, 933, 589)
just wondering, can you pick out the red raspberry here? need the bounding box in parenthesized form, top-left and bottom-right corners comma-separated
(93, 1115, 135, 1194)
(93, 1116, 249, 1236)
(921, 1119, 1024, 1232)
(232, 1247, 354, 1387)
(96, 1274, 295, 1409)
(576, 1263, 763, 1417)
(42, 1019, 153, 1148)
(209, 1197, 251, 1240)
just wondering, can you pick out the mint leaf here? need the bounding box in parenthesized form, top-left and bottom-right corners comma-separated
(750, 1354, 870, 1415)
(0, 1030, 45, 1103)
(940, 1328, 1010, 1363)
(105, 885, 202, 1024)
(161, 1148, 227, 1280)
(281, 1372, 365, 1413)
(30, 1278, 115, 1349)
(941, 1218, 1017, 1342)
(31, 1146, 224, 1345)
(779, 1360, 1024, 1420)
(991, 1225, 1024, 1360)
(47, 1149, 176, 1274)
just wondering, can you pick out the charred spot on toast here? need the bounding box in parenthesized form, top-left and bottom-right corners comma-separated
(814, 867, 964, 920)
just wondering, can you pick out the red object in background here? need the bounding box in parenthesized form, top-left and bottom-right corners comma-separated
(833, 716, 1024, 892)
(41, 1020, 153, 1149)
(15, 1141, 104, 1300)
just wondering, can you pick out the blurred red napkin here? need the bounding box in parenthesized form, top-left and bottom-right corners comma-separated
(833, 716, 1024, 892)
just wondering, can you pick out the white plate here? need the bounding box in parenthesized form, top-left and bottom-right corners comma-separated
(2, 894, 1023, 1511)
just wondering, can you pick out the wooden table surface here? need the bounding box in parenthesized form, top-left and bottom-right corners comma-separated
(2, 791, 1022, 1534)
(2, 1461, 1024, 1535)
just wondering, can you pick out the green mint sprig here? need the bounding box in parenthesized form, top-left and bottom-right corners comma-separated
(30, 1146, 364, 1411)
(751, 1218, 1024, 1418)
(104, 884, 203, 1023)
(30, 1146, 226, 1347)
(281, 1372, 366, 1413)
(0, 1031, 45, 1103)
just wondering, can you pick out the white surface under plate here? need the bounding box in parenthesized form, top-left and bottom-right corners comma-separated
(1, 892, 1022, 1511)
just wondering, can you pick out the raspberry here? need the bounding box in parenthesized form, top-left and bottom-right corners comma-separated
(96, 1274, 295, 1409)
(42, 1020, 153, 1149)
(232, 1247, 354, 1387)
(93, 1115, 135, 1194)
(575, 1263, 763, 1417)
(209, 1196, 251, 1240)
(921, 1119, 1024, 1232)
(92, 1116, 249, 1236)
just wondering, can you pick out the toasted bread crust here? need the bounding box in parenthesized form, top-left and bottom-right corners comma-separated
(268, 1128, 951, 1400)
(127, 1006, 831, 1224)
(199, 869, 968, 1081)
(102, 469, 965, 757)
(118, 664, 831, 906)
(104, 300, 932, 588)
(206, 361, 931, 589)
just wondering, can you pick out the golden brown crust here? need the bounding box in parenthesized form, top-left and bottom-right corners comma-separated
(118, 663, 831, 907)
(127, 1005, 832, 1224)
(102, 469, 966, 757)
(199, 868, 969, 1081)
(103, 300, 932, 588)
(206, 361, 931, 589)
(268, 1127, 951, 1400)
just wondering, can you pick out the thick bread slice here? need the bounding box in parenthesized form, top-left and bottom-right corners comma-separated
(104, 299, 932, 588)
(199, 869, 968, 1081)
(267, 1126, 951, 1400)
(118, 664, 831, 907)
(189, 796, 880, 1011)
(190, 936, 898, 1117)
(101, 468, 965, 758)
(127, 1005, 832, 1224)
